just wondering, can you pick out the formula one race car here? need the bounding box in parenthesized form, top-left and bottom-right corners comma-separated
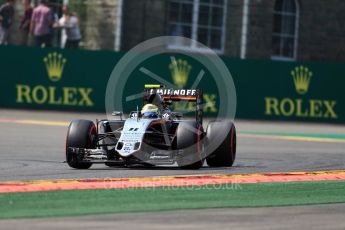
(66, 85, 236, 169)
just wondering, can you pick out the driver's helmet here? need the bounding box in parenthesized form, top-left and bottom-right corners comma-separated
(141, 104, 159, 118)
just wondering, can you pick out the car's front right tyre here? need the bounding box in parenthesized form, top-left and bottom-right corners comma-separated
(66, 120, 96, 169)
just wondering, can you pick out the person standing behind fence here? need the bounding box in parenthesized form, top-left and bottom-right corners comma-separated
(58, 5, 81, 49)
(0, 0, 15, 45)
(19, 0, 33, 46)
(30, 0, 53, 48)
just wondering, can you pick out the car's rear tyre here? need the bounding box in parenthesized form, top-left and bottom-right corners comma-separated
(206, 121, 236, 167)
(66, 120, 96, 169)
(176, 121, 204, 169)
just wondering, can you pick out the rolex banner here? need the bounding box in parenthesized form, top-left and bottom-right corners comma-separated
(224, 59, 344, 122)
(0, 46, 120, 112)
(0, 46, 344, 123)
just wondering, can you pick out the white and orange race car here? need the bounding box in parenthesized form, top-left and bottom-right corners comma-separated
(66, 85, 236, 169)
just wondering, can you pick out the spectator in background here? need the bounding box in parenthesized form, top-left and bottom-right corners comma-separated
(30, 0, 53, 48)
(19, 0, 33, 46)
(58, 5, 81, 49)
(0, 0, 15, 45)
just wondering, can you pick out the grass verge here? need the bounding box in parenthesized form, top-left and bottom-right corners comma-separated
(1, 180, 345, 219)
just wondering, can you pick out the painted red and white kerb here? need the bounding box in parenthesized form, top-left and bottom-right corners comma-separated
(1, 170, 345, 194)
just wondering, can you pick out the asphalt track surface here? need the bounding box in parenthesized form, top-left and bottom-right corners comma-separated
(1, 204, 345, 230)
(1, 109, 345, 229)
(0, 109, 344, 182)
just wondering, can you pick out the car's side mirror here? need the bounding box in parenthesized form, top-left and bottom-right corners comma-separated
(112, 111, 123, 120)
(165, 100, 173, 106)
(172, 112, 183, 118)
(129, 112, 142, 119)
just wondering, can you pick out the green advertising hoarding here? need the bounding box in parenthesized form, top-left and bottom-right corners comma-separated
(0, 46, 344, 123)
(225, 59, 344, 122)
(0, 46, 120, 112)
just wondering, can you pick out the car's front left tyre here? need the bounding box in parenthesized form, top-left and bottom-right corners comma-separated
(205, 120, 236, 167)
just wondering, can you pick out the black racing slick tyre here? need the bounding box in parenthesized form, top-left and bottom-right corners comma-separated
(206, 121, 236, 167)
(176, 121, 204, 169)
(66, 120, 96, 169)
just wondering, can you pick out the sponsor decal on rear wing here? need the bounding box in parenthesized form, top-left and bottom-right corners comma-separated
(149, 88, 198, 101)
(144, 84, 199, 101)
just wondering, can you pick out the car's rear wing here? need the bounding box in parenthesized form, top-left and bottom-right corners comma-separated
(143, 84, 204, 124)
